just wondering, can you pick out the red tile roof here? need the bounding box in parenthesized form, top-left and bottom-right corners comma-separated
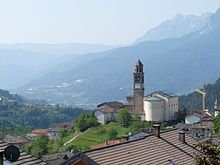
(97, 101, 123, 109)
(31, 129, 48, 135)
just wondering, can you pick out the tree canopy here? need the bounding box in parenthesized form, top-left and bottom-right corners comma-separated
(117, 108, 132, 128)
(214, 114, 220, 133)
(107, 128, 118, 140)
(0, 103, 85, 138)
(194, 141, 220, 165)
(75, 112, 99, 132)
(23, 134, 49, 157)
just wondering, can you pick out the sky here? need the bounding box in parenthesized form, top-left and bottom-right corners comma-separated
(0, 0, 219, 45)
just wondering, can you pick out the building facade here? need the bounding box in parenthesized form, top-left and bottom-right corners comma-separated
(144, 91, 178, 122)
(94, 101, 123, 124)
(144, 96, 165, 122)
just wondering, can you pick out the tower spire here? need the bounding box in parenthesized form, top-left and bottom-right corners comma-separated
(133, 59, 144, 114)
(136, 59, 143, 66)
(214, 98, 218, 109)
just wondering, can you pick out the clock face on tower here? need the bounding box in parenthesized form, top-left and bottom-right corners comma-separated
(135, 76, 140, 83)
(135, 83, 141, 88)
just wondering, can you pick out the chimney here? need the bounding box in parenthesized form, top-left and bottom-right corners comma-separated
(153, 124, 160, 137)
(179, 131, 185, 143)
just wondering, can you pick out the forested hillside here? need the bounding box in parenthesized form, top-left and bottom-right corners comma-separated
(0, 89, 85, 137)
(179, 78, 220, 110)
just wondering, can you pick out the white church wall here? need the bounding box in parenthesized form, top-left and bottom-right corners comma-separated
(144, 98, 164, 122)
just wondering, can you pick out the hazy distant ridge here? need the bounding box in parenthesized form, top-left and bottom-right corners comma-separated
(0, 43, 119, 89)
(17, 8, 220, 107)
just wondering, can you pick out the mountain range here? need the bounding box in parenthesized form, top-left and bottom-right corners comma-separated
(0, 43, 119, 89)
(14, 8, 220, 107)
(134, 13, 211, 44)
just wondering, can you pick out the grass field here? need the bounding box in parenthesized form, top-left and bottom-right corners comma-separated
(71, 122, 129, 150)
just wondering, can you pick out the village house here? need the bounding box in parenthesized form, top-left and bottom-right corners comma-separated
(190, 122, 212, 139)
(177, 120, 213, 140)
(185, 112, 204, 124)
(185, 109, 214, 124)
(48, 122, 73, 138)
(3, 135, 31, 148)
(47, 128, 61, 138)
(94, 101, 123, 124)
(31, 129, 48, 135)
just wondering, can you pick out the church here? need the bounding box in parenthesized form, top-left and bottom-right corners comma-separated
(95, 60, 178, 124)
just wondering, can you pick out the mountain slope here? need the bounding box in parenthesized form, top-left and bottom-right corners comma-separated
(0, 43, 119, 56)
(18, 8, 220, 107)
(0, 89, 23, 103)
(0, 43, 118, 89)
(134, 13, 211, 44)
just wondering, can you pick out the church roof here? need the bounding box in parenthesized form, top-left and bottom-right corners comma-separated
(157, 90, 177, 97)
(144, 96, 163, 101)
(146, 90, 178, 98)
(135, 59, 143, 66)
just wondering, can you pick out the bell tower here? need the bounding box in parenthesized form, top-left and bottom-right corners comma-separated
(133, 59, 144, 113)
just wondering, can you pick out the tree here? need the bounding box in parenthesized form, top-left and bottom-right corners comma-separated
(75, 112, 99, 132)
(129, 120, 151, 133)
(85, 113, 99, 128)
(117, 108, 132, 127)
(75, 113, 87, 132)
(29, 134, 49, 157)
(107, 128, 118, 140)
(194, 141, 220, 165)
(175, 109, 187, 123)
(214, 114, 220, 133)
